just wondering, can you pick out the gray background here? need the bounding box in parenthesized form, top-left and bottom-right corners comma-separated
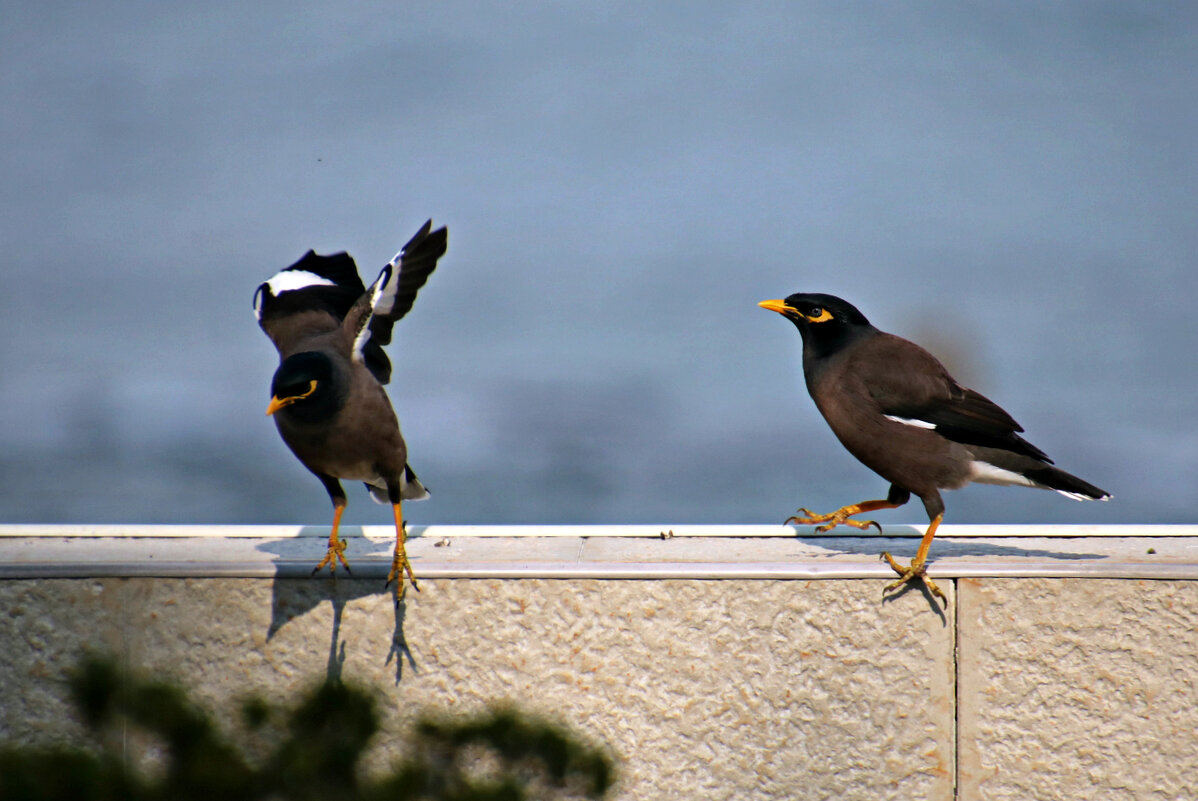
(3, 2, 1195, 526)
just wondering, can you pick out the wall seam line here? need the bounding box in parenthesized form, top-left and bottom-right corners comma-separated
(953, 578, 961, 801)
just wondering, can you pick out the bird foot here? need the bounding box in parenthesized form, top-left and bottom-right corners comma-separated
(785, 506, 882, 534)
(384, 543, 420, 603)
(312, 533, 351, 576)
(879, 551, 945, 604)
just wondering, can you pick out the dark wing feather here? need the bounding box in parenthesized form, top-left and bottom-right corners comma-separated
(253, 251, 367, 354)
(368, 220, 448, 346)
(858, 334, 1052, 463)
(287, 250, 366, 292)
(351, 220, 448, 384)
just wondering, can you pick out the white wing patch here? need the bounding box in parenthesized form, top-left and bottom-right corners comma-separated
(266, 269, 336, 295)
(351, 322, 373, 362)
(351, 260, 399, 360)
(254, 270, 337, 321)
(884, 414, 937, 430)
(372, 252, 402, 315)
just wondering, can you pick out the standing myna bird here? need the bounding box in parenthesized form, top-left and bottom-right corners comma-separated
(254, 220, 447, 600)
(758, 293, 1109, 602)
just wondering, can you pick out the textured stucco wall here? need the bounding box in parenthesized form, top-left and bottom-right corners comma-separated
(4, 577, 1195, 800)
(0, 577, 954, 801)
(957, 578, 1198, 801)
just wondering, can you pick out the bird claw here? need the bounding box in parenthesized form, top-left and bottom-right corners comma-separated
(384, 549, 420, 604)
(785, 507, 882, 534)
(879, 551, 945, 604)
(818, 517, 881, 534)
(312, 535, 351, 576)
(784, 507, 822, 527)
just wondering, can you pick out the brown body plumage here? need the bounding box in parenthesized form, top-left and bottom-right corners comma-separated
(271, 330, 411, 497)
(255, 221, 447, 599)
(760, 292, 1109, 602)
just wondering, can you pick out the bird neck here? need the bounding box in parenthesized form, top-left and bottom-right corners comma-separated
(276, 369, 348, 426)
(801, 325, 877, 377)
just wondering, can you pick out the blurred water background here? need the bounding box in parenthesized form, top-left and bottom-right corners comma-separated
(3, 2, 1196, 527)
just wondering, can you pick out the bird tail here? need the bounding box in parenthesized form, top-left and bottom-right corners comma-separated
(364, 464, 430, 504)
(1023, 464, 1111, 502)
(969, 447, 1110, 501)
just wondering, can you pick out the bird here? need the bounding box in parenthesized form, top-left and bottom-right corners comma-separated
(254, 220, 448, 600)
(758, 293, 1109, 602)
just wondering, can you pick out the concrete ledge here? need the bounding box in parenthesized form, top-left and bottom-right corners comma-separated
(1, 525, 1195, 580)
(1, 528, 1195, 800)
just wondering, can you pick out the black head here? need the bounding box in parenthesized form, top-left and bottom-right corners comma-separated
(266, 351, 343, 423)
(758, 293, 875, 359)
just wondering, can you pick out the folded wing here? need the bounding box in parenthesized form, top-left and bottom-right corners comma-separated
(859, 335, 1052, 463)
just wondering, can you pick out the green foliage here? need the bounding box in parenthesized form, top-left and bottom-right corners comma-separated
(0, 656, 614, 801)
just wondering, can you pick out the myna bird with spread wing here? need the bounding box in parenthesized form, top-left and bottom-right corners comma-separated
(254, 220, 447, 600)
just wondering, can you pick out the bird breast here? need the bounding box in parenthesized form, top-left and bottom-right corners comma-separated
(277, 368, 407, 483)
(810, 363, 973, 494)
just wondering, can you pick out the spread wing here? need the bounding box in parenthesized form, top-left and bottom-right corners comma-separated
(350, 220, 448, 384)
(858, 334, 1052, 463)
(253, 250, 366, 356)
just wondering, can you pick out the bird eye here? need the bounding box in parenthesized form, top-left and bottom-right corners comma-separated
(808, 307, 823, 317)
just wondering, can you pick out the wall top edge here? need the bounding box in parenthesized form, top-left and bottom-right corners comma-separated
(1, 529, 1195, 580)
(1, 524, 1195, 539)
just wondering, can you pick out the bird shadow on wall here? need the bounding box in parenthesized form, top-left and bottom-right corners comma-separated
(797, 534, 1108, 620)
(876, 578, 950, 622)
(256, 527, 419, 686)
(818, 535, 1107, 562)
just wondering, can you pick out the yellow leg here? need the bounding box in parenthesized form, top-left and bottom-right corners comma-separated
(313, 502, 350, 575)
(785, 499, 902, 533)
(880, 513, 945, 603)
(384, 500, 419, 600)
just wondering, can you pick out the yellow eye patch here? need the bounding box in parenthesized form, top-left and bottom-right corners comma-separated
(296, 379, 319, 400)
(803, 308, 834, 323)
(265, 379, 319, 416)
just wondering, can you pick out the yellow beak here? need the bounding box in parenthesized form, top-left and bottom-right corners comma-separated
(757, 299, 793, 315)
(265, 380, 318, 415)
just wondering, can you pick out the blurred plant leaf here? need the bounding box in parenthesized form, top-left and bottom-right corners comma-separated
(0, 655, 614, 801)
